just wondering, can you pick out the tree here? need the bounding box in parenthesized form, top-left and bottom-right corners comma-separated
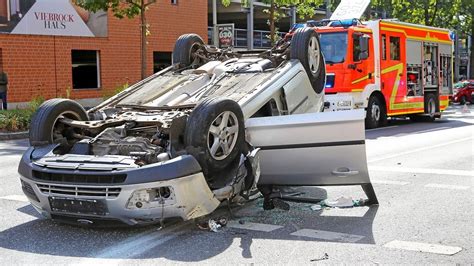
(223, 0, 323, 45)
(74, 0, 157, 80)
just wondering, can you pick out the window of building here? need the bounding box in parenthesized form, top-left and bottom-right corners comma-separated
(71, 50, 100, 89)
(153, 52, 172, 73)
(171, 0, 178, 4)
(381, 34, 386, 60)
(390, 36, 400, 60)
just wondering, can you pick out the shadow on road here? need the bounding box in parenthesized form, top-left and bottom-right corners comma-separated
(0, 139, 29, 156)
(0, 187, 379, 261)
(366, 117, 473, 140)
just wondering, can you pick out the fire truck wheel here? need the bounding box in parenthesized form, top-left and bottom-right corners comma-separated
(172, 34, 205, 68)
(290, 27, 326, 94)
(425, 93, 437, 122)
(365, 95, 386, 129)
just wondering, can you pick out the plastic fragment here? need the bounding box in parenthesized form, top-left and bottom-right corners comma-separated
(310, 204, 322, 211)
(324, 196, 354, 208)
(208, 219, 221, 232)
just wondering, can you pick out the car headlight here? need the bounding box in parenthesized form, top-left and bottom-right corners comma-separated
(127, 187, 176, 209)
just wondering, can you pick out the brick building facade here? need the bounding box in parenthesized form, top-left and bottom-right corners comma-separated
(0, 0, 207, 108)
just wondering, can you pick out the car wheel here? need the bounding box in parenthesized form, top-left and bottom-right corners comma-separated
(460, 95, 466, 105)
(172, 34, 205, 68)
(185, 97, 245, 178)
(365, 95, 386, 129)
(290, 27, 326, 94)
(29, 99, 88, 146)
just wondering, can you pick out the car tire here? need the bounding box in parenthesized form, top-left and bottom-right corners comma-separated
(184, 97, 245, 178)
(172, 34, 205, 67)
(460, 95, 466, 105)
(29, 98, 88, 146)
(365, 95, 386, 129)
(290, 27, 326, 94)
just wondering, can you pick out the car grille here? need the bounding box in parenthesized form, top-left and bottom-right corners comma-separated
(37, 183, 121, 199)
(32, 170, 126, 184)
(21, 180, 40, 202)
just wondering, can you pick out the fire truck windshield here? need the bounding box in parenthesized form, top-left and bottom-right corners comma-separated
(319, 32, 348, 64)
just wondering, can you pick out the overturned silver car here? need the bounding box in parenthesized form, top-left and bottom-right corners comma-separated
(18, 27, 377, 226)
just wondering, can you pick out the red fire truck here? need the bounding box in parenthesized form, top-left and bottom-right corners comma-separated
(314, 19, 453, 128)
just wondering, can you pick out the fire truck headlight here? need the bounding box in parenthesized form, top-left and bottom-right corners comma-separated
(325, 74, 335, 88)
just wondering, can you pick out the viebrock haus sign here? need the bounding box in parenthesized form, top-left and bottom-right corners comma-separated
(0, 0, 108, 37)
(34, 12, 76, 30)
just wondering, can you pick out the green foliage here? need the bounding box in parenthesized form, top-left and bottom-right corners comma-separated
(102, 83, 129, 100)
(73, 0, 156, 19)
(0, 96, 44, 132)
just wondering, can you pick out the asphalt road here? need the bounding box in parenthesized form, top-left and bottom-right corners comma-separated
(0, 104, 472, 264)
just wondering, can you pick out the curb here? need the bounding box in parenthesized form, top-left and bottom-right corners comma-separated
(0, 131, 29, 141)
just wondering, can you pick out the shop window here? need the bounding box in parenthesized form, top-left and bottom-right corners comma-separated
(153, 52, 172, 73)
(390, 36, 400, 60)
(72, 50, 100, 89)
(381, 34, 387, 60)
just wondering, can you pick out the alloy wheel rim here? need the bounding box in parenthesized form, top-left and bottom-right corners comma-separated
(308, 36, 321, 74)
(207, 111, 239, 161)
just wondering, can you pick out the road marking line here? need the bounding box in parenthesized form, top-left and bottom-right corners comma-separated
(227, 221, 283, 232)
(0, 195, 29, 203)
(290, 229, 365, 243)
(368, 137, 473, 163)
(414, 127, 451, 134)
(369, 166, 474, 177)
(370, 180, 410, 185)
(384, 240, 462, 255)
(320, 207, 370, 217)
(366, 125, 398, 131)
(424, 183, 470, 190)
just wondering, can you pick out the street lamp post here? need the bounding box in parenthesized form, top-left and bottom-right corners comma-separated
(247, 0, 254, 50)
(213, 0, 218, 46)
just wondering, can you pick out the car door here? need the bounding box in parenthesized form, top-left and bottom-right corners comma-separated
(245, 109, 371, 186)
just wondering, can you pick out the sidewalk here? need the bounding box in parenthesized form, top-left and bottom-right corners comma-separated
(0, 131, 28, 141)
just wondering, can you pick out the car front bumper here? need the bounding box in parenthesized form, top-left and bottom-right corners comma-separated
(18, 147, 220, 226)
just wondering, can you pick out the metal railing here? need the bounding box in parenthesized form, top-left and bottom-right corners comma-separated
(208, 27, 286, 49)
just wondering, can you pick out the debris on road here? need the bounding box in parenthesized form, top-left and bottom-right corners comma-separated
(197, 217, 228, 232)
(323, 196, 354, 208)
(310, 204, 322, 211)
(319, 197, 368, 208)
(208, 219, 221, 232)
(310, 253, 329, 262)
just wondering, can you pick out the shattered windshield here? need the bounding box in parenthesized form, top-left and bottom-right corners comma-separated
(319, 32, 348, 64)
